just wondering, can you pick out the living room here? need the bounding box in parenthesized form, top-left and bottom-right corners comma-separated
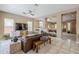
(0, 4, 79, 54)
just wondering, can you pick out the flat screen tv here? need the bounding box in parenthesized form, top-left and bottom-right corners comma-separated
(16, 23, 28, 30)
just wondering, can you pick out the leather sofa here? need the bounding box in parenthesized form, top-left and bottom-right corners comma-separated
(21, 34, 42, 53)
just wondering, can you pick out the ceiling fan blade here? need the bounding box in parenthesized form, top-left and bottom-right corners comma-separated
(28, 10, 33, 13)
(30, 13, 34, 16)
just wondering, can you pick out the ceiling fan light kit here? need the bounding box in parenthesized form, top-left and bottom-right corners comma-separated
(22, 4, 39, 16)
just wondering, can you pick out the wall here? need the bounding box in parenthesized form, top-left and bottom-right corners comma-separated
(48, 22, 56, 30)
(44, 17, 48, 31)
(62, 20, 76, 34)
(0, 11, 34, 39)
(56, 13, 62, 38)
(45, 7, 79, 39)
(62, 22, 67, 32)
(54, 7, 79, 41)
(76, 8, 79, 43)
(70, 20, 76, 34)
(0, 16, 3, 39)
(33, 18, 39, 32)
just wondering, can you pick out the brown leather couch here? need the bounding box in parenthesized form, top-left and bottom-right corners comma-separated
(21, 34, 42, 53)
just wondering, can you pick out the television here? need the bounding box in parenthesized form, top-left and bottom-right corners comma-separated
(16, 23, 28, 30)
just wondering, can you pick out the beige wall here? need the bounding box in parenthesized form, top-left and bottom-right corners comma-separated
(45, 17, 48, 30)
(33, 18, 39, 31)
(76, 8, 79, 35)
(1, 7, 79, 41)
(71, 20, 76, 34)
(62, 20, 76, 34)
(45, 7, 79, 39)
(0, 16, 3, 39)
(0, 11, 35, 39)
(62, 22, 67, 32)
(76, 8, 79, 43)
(48, 23, 56, 30)
(56, 13, 62, 38)
(56, 8, 76, 38)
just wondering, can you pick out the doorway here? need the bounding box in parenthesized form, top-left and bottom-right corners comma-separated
(61, 12, 76, 41)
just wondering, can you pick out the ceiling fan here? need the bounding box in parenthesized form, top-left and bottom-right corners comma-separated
(23, 4, 39, 16)
(23, 10, 35, 16)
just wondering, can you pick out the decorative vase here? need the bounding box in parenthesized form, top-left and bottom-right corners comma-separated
(13, 37, 18, 42)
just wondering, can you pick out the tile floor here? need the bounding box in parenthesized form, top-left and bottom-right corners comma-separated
(16, 37, 79, 54)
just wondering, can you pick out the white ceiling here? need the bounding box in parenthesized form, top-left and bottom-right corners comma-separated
(47, 17, 57, 23)
(0, 4, 79, 18)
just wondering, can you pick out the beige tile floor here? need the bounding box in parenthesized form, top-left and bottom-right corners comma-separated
(16, 37, 79, 54)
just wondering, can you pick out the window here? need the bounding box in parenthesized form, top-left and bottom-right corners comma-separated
(55, 24, 57, 29)
(39, 21, 44, 28)
(64, 24, 66, 29)
(4, 18, 14, 37)
(27, 21, 32, 32)
(39, 21, 44, 32)
(67, 22, 71, 31)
